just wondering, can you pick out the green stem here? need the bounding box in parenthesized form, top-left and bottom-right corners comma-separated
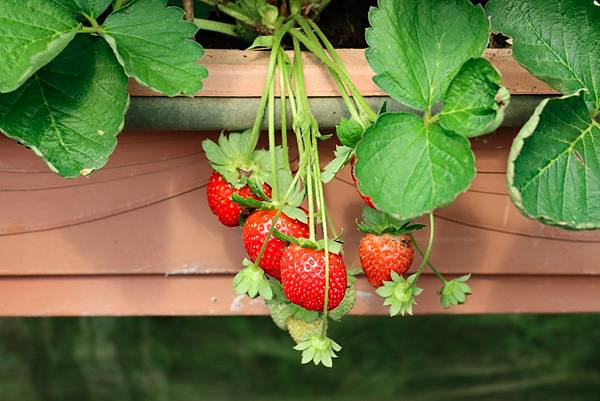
(410, 233, 446, 284)
(268, 72, 279, 204)
(278, 55, 289, 168)
(312, 131, 331, 333)
(247, 20, 294, 157)
(415, 213, 435, 280)
(290, 19, 377, 122)
(194, 18, 239, 38)
(197, 0, 271, 34)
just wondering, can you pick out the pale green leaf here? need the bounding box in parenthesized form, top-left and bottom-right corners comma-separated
(0, 0, 80, 93)
(439, 58, 510, 137)
(507, 92, 600, 229)
(366, 0, 489, 111)
(354, 113, 475, 219)
(486, 0, 600, 112)
(103, 0, 207, 96)
(0, 35, 128, 177)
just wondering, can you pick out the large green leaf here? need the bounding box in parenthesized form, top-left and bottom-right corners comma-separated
(439, 58, 510, 138)
(486, 0, 600, 112)
(354, 113, 475, 219)
(102, 0, 207, 96)
(52, 0, 113, 17)
(0, 0, 80, 93)
(0, 35, 129, 178)
(507, 92, 600, 229)
(365, 0, 489, 112)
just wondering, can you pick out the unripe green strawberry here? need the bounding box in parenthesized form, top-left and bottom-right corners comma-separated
(266, 302, 294, 331)
(287, 317, 322, 344)
(329, 285, 356, 321)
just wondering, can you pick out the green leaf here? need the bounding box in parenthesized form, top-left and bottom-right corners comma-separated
(507, 92, 600, 229)
(53, 0, 113, 17)
(366, 0, 489, 111)
(486, 0, 600, 112)
(0, 0, 80, 93)
(246, 35, 273, 51)
(0, 35, 128, 177)
(439, 58, 510, 137)
(321, 145, 353, 184)
(355, 113, 475, 219)
(102, 0, 207, 96)
(336, 118, 364, 147)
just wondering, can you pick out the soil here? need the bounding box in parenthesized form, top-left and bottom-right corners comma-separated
(198, 0, 510, 49)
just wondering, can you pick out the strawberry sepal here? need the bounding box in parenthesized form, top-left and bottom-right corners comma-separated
(356, 207, 425, 236)
(232, 258, 273, 300)
(294, 334, 342, 368)
(440, 274, 472, 309)
(375, 271, 423, 316)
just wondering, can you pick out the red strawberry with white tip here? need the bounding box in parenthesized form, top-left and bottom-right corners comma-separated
(243, 209, 309, 279)
(280, 244, 347, 311)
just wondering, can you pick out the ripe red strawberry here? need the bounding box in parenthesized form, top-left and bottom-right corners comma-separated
(207, 171, 270, 227)
(350, 156, 375, 208)
(243, 210, 309, 280)
(359, 234, 414, 288)
(280, 244, 347, 311)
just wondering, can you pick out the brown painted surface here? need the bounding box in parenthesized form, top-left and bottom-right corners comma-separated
(128, 49, 558, 97)
(1, 275, 599, 317)
(1, 128, 600, 316)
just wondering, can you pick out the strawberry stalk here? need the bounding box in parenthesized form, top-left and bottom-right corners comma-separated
(247, 19, 294, 158)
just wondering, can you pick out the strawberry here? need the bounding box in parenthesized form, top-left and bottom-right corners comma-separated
(287, 317, 322, 344)
(355, 207, 423, 288)
(350, 156, 375, 208)
(280, 244, 347, 311)
(359, 234, 414, 288)
(203, 130, 278, 227)
(243, 209, 309, 280)
(207, 172, 265, 227)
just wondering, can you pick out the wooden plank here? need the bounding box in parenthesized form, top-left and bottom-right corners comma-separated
(2, 131, 600, 279)
(127, 49, 558, 97)
(0, 274, 598, 316)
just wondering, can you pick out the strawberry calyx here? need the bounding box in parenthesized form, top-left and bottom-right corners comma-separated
(440, 274, 472, 309)
(272, 229, 343, 254)
(294, 334, 342, 368)
(375, 271, 423, 316)
(232, 258, 274, 300)
(203, 130, 283, 190)
(356, 206, 424, 236)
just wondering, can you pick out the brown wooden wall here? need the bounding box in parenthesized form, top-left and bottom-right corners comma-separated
(1, 50, 598, 317)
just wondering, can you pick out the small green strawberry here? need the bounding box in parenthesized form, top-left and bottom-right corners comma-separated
(287, 316, 322, 344)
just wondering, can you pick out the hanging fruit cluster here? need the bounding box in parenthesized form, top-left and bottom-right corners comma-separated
(200, 0, 507, 366)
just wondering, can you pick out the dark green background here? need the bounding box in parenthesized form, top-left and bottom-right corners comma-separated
(1, 315, 599, 400)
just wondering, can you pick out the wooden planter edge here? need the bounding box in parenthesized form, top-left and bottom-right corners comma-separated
(128, 49, 558, 98)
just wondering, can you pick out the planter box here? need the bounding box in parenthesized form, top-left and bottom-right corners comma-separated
(1, 50, 598, 317)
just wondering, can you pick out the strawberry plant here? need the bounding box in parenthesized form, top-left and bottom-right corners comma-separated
(0, 0, 207, 177)
(199, 0, 505, 367)
(486, 0, 600, 229)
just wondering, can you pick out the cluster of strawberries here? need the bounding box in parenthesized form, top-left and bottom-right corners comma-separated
(206, 163, 417, 315)
(207, 170, 348, 312)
